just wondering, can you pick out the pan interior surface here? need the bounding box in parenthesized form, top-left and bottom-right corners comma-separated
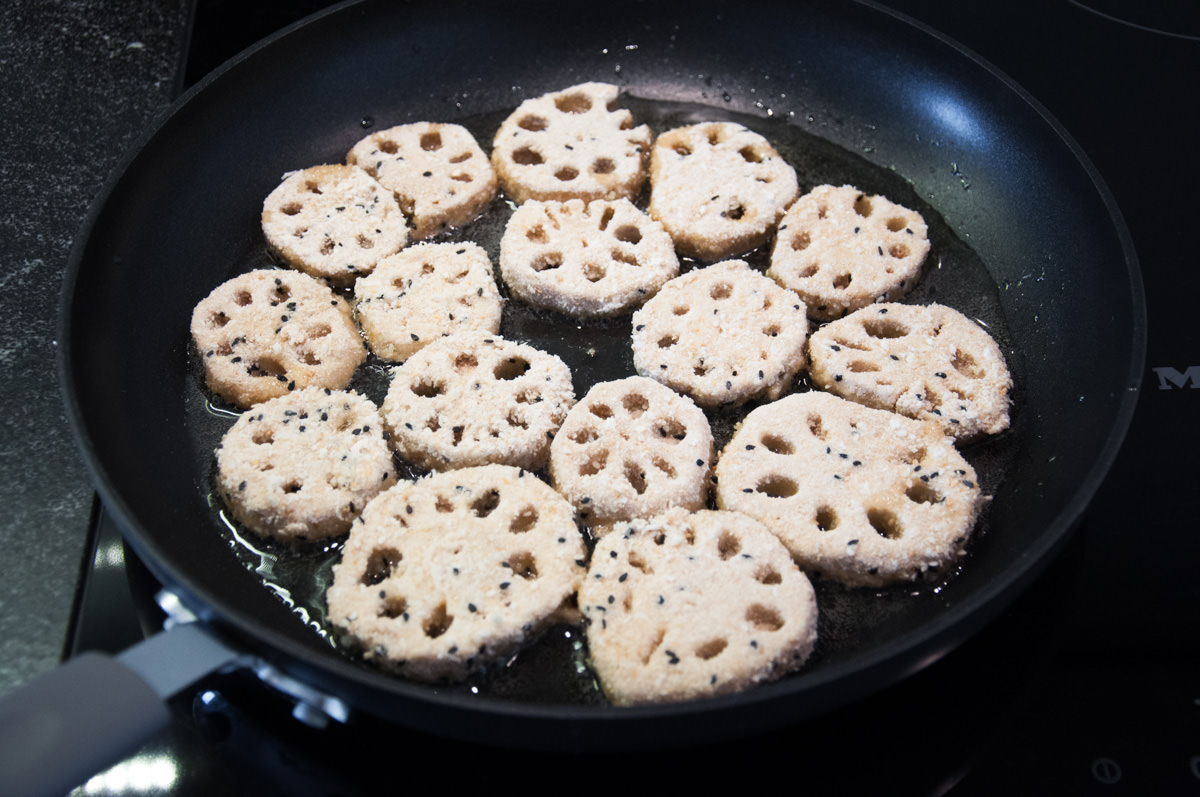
(60, 0, 1142, 748)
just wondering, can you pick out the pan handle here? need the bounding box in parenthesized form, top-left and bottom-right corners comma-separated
(0, 622, 240, 797)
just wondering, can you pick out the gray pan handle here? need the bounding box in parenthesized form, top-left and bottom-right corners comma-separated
(0, 622, 240, 797)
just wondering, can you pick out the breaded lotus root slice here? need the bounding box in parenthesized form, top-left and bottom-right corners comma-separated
(808, 303, 1012, 442)
(549, 376, 713, 529)
(260, 164, 408, 288)
(353, 242, 503, 362)
(631, 260, 809, 407)
(648, 122, 799, 261)
(214, 388, 397, 543)
(326, 464, 587, 683)
(581, 507, 818, 705)
(499, 198, 679, 318)
(347, 122, 497, 240)
(768, 184, 930, 321)
(381, 331, 575, 472)
(491, 82, 651, 204)
(714, 391, 985, 588)
(191, 269, 367, 409)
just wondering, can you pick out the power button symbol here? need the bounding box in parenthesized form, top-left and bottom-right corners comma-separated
(1091, 757, 1122, 785)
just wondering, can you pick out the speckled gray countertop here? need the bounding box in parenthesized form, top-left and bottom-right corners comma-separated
(0, 0, 190, 696)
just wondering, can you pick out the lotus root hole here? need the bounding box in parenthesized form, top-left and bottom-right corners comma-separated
(525, 225, 548, 244)
(755, 565, 783, 585)
(696, 639, 728, 660)
(235, 289, 253, 306)
(906, 482, 941, 505)
(377, 595, 408, 619)
(422, 603, 452, 638)
(320, 236, 336, 256)
(454, 353, 477, 372)
(711, 282, 733, 300)
(569, 426, 599, 444)
(411, 379, 445, 398)
(656, 419, 687, 441)
(756, 475, 798, 498)
(250, 356, 286, 379)
(853, 194, 873, 217)
(471, 489, 500, 518)
(652, 457, 676, 478)
(517, 115, 546, 132)
(673, 143, 692, 157)
(579, 449, 608, 476)
(510, 506, 538, 533)
(493, 357, 530, 381)
(640, 629, 666, 665)
(848, 360, 879, 373)
(624, 462, 648, 495)
(555, 92, 592, 114)
(791, 231, 811, 251)
(583, 262, 606, 283)
(760, 433, 794, 455)
(739, 146, 763, 163)
(280, 202, 302, 216)
(746, 604, 784, 632)
(589, 403, 613, 419)
(952, 348, 985, 379)
(806, 414, 827, 439)
(435, 495, 454, 513)
(832, 273, 852, 290)
(622, 392, 649, 417)
(628, 550, 650, 573)
(614, 224, 641, 244)
(555, 167, 579, 182)
(863, 317, 909, 338)
(815, 505, 838, 532)
(420, 131, 442, 151)
(508, 551, 538, 579)
(532, 252, 562, 272)
(511, 146, 543, 166)
(717, 530, 742, 560)
(886, 216, 907, 232)
(888, 243, 910, 258)
(251, 429, 274, 445)
(361, 547, 402, 586)
(868, 507, 904, 539)
(612, 250, 639, 266)
(210, 311, 230, 328)
(723, 204, 746, 221)
(672, 304, 689, 316)
(657, 334, 677, 349)
(592, 158, 615, 175)
(303, 180, 323, 194)
(377, 139, 399, 154)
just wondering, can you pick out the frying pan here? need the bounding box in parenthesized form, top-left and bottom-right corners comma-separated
(6, 0, 1144, 790)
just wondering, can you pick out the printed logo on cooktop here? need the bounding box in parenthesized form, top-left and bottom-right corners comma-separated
(1152, 366, 1200, 389)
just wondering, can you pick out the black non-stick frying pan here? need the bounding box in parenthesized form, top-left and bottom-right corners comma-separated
(7, 0, 1145, 791)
